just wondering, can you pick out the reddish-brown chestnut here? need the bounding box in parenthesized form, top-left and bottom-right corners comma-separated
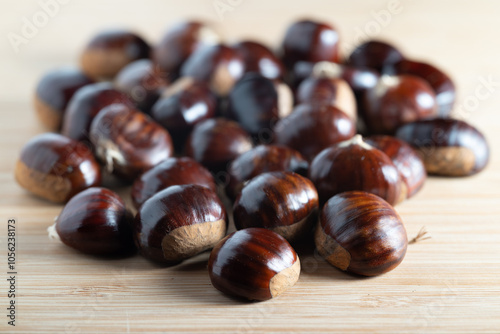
(226, 145, 308, 200)
(315, 191, 407, 276)
(134, 184, 227, 264)
(233, 172, 318, 242)
(233, 40, 285, 80)
(396, 118, 490, 176)
(49, 187, 135, 255)
(208, 228, 300, 301)
(131, 157, 216, 209)
(14, 133, 101, 203)
(273, 104, 356, 160)
(34, 67, 93, 131)
(346, 40, 404, 73)
(308, 135, 404, 205)
(80, 29, 151, 80)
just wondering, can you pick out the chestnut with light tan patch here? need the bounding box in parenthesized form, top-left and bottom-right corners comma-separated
(33, 96, 62, 131)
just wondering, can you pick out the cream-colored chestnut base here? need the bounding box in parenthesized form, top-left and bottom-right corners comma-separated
(269, 258, 301, 298)
(14, 161, 70, 203)
(80, 49, 131, 80)
(418, 147, 475, 176)
(161, 219, 226, 262)
(272, 212, 315, 243)
(33, 95, 61, 131)
(211, 63, 239, 96)
(314, 225, 351, 271)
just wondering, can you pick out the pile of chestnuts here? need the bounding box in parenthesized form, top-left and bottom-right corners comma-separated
(17, 18, 490, 302)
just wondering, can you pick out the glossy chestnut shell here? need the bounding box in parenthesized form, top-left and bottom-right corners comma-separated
(208, 228, 300, 301)
(346, 40, 404, 73)
(14, 133, 101, 203)
(315, 191, 407, 276)
(233, 40, 284, 80)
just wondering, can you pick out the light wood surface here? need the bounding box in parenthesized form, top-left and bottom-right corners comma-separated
(1, 1, 500, 333)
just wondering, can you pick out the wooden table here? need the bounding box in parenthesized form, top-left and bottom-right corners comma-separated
(1, 0, 500, 333)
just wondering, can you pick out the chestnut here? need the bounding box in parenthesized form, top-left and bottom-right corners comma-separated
(227, 73, 293, 139)
(315, 191, 407, 276)
(233, 40, 284, 80)
(114, 59, 169, 113)
(49, 187, 135, 255)
(14, 133, 101, 203)
(346, 40, 404, 73)
(151, 78, 216, 150)
(396, 118, 490, 176)
(362, 75, 438, 134)
(308, 135, 404, 205)
(80, 29, 151, 80)
(208, 228, 300, 301)
(61, 82, 134, 142)
(34, 67, 93, 131)
(89, 103, 173, 180)
(153, 21, 220, 81)
(131, 157, 216, 209)
(281, 19, 340, 70)
(134, 184, 227, 264)
(180, 44, 245, 96)
(273, 104, 356, 160)
(226, 145, 308, 200)
(233, 172, 318, 242)
(365, 135, 427, 199)
(185, 118, 253, 173)
(285, 61, 315, 92)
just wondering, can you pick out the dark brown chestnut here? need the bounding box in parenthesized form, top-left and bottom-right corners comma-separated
(273, 104, 356, 160)
(89, 103, 173, 180)
(34, 67, 93, 131)
(61, 82, 134, 142)
(14, 133, 101, 203)
(208, 228, 300, 301)
(185, 118, 253, 173)
(233, 40, 284, 80)
(365, 135, 427, 199)
(114, 59, 169, 113)
(80, 29, 151, 80)
(285, 61, 315, 92)
(281, 19, 340, 70)
(308, 135, 404, 205)
(227, 73, 293, 139)
(362, 75, 438, 134)
(346, 40, 404, 73)
(180, 44, 245, 96)
(226, 145, 308, 200)
(153, 21, 220, 81)
(134, 184, 227, 264)
(315, 191, 407, 276)
(131, 157, 216, 209)
(233, 172, 318, 242)
(396, 118, 490, 176)
(49, 187, 135, 255)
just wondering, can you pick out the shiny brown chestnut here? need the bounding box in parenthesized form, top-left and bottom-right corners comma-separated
(89, 103, 173, 180)
(362, 75, 438, 134)
(135, 184, 227, 264)
(281, 19, 340, 70)
(34, 67, 93, 131)
(273, 104, 356, 160)
(131, 157, 216, 209)
(396, 118, 490, 176)
(185, 118, 253, 173)
(154, 21, 220, 81)
(315, 191, 407, 276)
(49, 187, 135, 255)
(61, 82, 134, 142)
(114, 59, 169, 113)
(233, 40, 285, 80)
(80, 29, 151, 80)
(346, 40, 404, 73)
(14, 133, 101, 203)
(208, 228, 300, 301)
(226, 145, 308, 200)
(366, 135, 427, 198)
(233, 172, 318, 242)
(308, 135, 404, 205)
(227, 73, 293, 139)
(180, 44, 245, 96)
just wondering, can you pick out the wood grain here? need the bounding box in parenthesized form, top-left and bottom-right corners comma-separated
(1, 0, 500, 333)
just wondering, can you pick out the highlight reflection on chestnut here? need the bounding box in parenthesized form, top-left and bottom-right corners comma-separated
(233, 40, 284, 80)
